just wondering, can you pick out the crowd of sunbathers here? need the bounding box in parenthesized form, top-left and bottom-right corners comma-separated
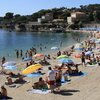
(32, 62, 81, 92)
(0, 71, 25, 85)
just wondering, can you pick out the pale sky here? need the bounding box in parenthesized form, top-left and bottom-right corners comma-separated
(0, 0, 100, 16)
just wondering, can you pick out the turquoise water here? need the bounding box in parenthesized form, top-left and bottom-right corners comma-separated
(0, 29, 88, 60)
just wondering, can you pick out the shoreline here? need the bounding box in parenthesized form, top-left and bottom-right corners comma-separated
(0, 29, 87, 60)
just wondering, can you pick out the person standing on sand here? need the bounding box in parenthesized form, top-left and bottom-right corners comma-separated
(46, 67, 56, 92)
(81, 52, 86, 67)
(55, 67, 62, 92)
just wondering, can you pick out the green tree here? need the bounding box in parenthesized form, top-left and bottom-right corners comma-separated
(14, 14, 21, 18)
(89, 12, 94, 21)
(4, 12, 14, 19)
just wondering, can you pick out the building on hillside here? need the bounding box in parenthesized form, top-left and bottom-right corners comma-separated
(40, 13, 53, 23)
(67, 12, 86, 24)
(52, 19, 66, 28)
(25, 22, 42, 31)
(53, 19, 64, 22)
(25, 21, 53, 32)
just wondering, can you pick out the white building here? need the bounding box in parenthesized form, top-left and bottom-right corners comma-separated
(67, 12, 86, 24)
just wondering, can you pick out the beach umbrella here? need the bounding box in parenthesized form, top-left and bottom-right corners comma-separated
(57, 55, 68, 59)
(22, 64, 42, 75)
(85, 51, 93, 55)
(33, 54, 44, 58)
(58, 58, 73, 64)
(23, 57, 32, 61)
(4, 65, 17, 70)
(2, 61, 16, 67)
(33, 54, 44, 60)
(51, 46, 59, 50)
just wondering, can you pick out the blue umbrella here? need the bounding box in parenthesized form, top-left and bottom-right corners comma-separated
(4, 65, 17, 70)
(51, 46, 59, 50)
(58, 58, 73, 64)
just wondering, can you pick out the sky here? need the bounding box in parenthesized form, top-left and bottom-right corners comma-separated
(0, 0, 100, 16)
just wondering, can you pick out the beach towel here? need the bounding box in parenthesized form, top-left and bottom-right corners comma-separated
(4, 66, 17, 70)
(61, 76, 71, 85)
(87, 64, 97, 68)
(26, 73, 42, 78)
(17, 67, 24, 71)
(69, 72, 88, 77)
(27, 89, 51, 94)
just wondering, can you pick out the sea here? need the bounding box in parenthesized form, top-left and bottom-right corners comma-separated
(0, 29, 88, 61)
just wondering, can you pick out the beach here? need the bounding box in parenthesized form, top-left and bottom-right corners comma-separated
(1, 30, 100, 100)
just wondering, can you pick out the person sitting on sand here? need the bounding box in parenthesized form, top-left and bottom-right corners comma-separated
(14, 75, 24, 84)
(96, 56, 100, 65)
(87, 58, 94, 65)
(47, 54, 51, 59)
(66, 64, 80, 75)
(55, 67, 62, 92)
(0, 86, 7, 98)
(72, 64, 79, 74)
(5, 77, 13, 85)
(39, 57, 50, 65)
(32, 77, 47, 89)
(57, 51, 61, 57)
(26, 62, 29, 68)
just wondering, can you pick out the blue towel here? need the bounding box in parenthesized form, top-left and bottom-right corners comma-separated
(5, 66, 17, 70)
(61, 76, 71, 85)
(26, 73, 42, 78)
(69, 72, 88, 76)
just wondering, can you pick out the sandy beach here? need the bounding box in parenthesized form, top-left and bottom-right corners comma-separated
(1, 30, 100, 100)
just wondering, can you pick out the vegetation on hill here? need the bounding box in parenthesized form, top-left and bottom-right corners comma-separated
(0, 4, 100, 30)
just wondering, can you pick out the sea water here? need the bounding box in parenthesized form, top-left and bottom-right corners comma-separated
(0, 29, 88, 60)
